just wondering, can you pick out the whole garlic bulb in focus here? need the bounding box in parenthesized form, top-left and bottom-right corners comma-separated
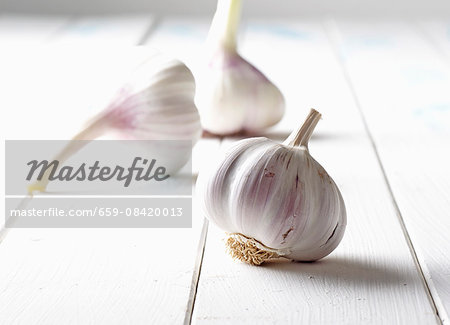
(195, 0, 285, 135)
(196, 109, 346, 265)
(28, 51, 201, 194)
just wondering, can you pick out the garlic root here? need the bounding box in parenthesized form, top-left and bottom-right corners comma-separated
(226, 233, 284, 265)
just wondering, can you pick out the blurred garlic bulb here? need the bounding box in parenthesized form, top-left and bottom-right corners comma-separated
(196, 109, 346, 265)
(28, 51, 201, 194)
(107, 51, 201, 142)
(195, 0, 285, 135)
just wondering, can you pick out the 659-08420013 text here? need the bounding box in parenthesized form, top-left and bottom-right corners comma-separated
(9, 207, 184, 218)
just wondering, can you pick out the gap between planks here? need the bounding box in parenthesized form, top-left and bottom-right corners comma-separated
(322, 18, 444, 325)
(410, 21, 450, 68)
(400, 21, 450, 324)
(1, 14, 223, 324)
(0, 15, 154, 231)
(0, 15, 214, 324)
(137, 16, 161, 46)
(184, 136, 224, 324)
(184, 218, 210, 325)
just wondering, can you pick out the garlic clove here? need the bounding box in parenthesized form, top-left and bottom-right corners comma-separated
(28, 51, 201, 194)
(104, 52, 201, 142)
(196, 109, 346, 265)
(195, 0, 285, 135)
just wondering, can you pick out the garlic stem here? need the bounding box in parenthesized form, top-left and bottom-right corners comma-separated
(284, 109, 321, 149)
(27, 114, 110, 195)
(56, 114, 110, 161)
(208, 0, 242, 52)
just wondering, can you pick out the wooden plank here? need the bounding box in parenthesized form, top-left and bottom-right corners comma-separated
(0, 16, 219, 324)
(0, 226, 198, 324)
(330, 19, 450, 324)
(51, 15, 153, 45)
(0, 15, 69, 44)
(0, 15, 155, 141)
(144, 18, 222, 324)
(239, 20, 365, 138)
(192, 138, 222, 177)
(145, 18, 210, 72)
(191, 21, 438, 324)
(0, 47, 159, 140)
(418, 20, 450, 61)
(0, 14, 71, 230)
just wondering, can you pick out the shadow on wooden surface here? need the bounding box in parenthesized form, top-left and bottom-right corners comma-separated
(262, 131, 356, 142)
(202, 130, 355, 142)
(260, 256, 415, 286)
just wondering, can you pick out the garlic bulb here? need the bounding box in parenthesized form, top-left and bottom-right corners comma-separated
(196, 109, 346, 265)
(195, 0, 285, 135)
(28, 51, 201, 194)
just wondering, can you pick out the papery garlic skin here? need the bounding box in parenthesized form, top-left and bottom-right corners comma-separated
(28, 51, 201, 194)
(106, 52, 202, 142)
(104, 53, 202, 173)
(196, 51, 285, 135)
(195, 0, 285, 135)
(196, 109, 346, 264)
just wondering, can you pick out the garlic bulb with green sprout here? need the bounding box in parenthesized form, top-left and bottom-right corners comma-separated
(195, 0, 285, 135)
(28, 51, 201, 194)
(196, 109, 346, 265)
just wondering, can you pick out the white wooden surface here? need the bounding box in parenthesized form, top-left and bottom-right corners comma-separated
(330, 19, 450, 323)
(192, 22, 438, 324)
(0, 15, 220, 325)
(0, 15, 68, 44)
(419, 20, 450, 61)
(1, 14, 450, 325)
(51, 15, 153, 45)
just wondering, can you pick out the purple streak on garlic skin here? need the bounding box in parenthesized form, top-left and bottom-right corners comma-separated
(208, 50, 271, 81)
(101, 56, 201, 141)
(196, 51, 285, 135)
(101, 89, 138, 131)
(200, 140, 345, 260)
(196, 0, 285, 135)
(28, 51, 202, 194)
